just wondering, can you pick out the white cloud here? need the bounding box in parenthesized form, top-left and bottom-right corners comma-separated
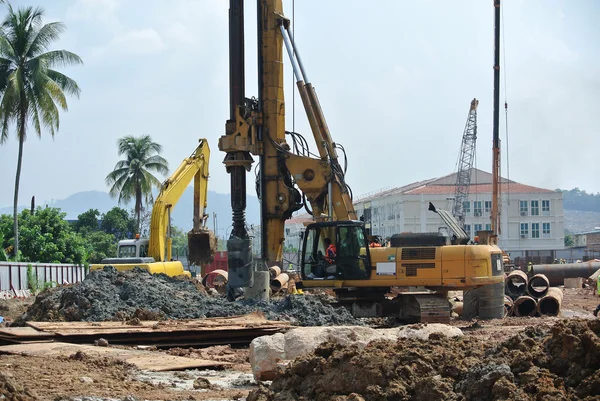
(90, 28, 167, 58)
(66, 0, 121, 27)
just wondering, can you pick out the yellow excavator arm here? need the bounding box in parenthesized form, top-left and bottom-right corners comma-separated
(149, 138, 214, 264)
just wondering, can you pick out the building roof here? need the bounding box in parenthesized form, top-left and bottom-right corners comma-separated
(406, 182, 555, 195)
(355, 168, 555, 202)
(575, 229, 600, 236)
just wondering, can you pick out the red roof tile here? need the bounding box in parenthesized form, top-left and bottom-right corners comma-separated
(405, 182, 556, 195)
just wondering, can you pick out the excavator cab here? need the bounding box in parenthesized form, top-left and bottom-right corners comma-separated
(301, 221, 372, 281)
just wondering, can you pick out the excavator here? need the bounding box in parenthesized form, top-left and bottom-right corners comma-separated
(91, 139, 216, 278)
(219, 0, 504, 321)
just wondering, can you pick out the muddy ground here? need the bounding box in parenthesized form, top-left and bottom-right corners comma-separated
(249, 319, 600, 401)
(19, 266, 359, 326)
(1, 271, 598, 400)
(0, 345, 253, 401)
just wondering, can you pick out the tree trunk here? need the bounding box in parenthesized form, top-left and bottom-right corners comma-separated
(135, 183, 142, 234)
(13, 133, 24, 260)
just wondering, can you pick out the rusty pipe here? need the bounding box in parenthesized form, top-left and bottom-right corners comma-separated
(537, 287, 563, 316)
(531, 262, 600, 286)
(505, 270, 528, 298)
(527, 274, 550, 298)
(201, 269, 228, 289)
(513, 295, 537, 317)
(503, 295, 514, 318)
(270, 273, 290, 292)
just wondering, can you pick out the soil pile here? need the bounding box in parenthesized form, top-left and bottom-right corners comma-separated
(0, 371, 38, 400)
(248, 319, 600, 401)
(21, 266, 358, 326)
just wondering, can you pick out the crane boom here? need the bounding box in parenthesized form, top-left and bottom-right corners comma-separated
(452, 98, 478, 228)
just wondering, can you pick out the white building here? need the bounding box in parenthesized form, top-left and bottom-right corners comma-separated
(351, 168, 564, 252)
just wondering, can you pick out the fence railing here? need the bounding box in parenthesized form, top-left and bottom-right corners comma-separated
(0, 262, 86, 297)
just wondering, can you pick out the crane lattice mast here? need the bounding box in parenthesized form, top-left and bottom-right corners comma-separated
(452, 98, 479, 228)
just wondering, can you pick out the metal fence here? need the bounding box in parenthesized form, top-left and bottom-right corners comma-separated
(0, 262, 86, 296)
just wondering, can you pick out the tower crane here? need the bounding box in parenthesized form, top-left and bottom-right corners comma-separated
(452, 98, 479, 228)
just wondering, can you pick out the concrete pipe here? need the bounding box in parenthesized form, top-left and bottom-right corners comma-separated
(527, 274, 550, 298)
(270, 273, 290, 292)
(503, 295, 514, 318)
(269, 266, 281, 280)
(537, 287, 563, 316)
(505, 270, 528, 298)
(531, 262, 600, 286)
(513, 295, 537, 317)
(452, 302, 463, 317)
(201, 269, 228, 294)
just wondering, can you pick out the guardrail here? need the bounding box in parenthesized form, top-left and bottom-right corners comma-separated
(0, 262, 86, 297)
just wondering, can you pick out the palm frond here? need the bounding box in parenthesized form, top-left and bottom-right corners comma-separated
(25, 22, 65, 58)
(45, 68, 80, 97)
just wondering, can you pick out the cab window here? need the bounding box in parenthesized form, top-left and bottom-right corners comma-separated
(118, 245, 136, 258)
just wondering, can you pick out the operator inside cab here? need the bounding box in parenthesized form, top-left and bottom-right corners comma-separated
(307, 237, 337, 279)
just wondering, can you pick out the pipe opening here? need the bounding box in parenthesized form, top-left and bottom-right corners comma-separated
(506, 272, 527, 297)
(514, 297, 536, 317)
(538, 299, 560, 316)
(527, 274, 550, 298)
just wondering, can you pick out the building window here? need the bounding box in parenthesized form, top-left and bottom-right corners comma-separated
(464, 224, 471, 237)
(519, 201, 528, 216)
(473, 201, 482, 217)
(542, 223, 551, 238)
(542, 200, 550, 215)
(532, 223, 540, 239)
(474, 224, 482, 234)
(531, 200, 539, 216)
(463, 201, 470, 215)
(520, 223, 529, 238)
(485, 224, 491, 231)
(484, 201, 492, 213)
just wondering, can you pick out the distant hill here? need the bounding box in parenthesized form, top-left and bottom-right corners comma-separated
(0, 189, 260, 234)
(561, 188, 600, 213)
(563, 210, 600, 234)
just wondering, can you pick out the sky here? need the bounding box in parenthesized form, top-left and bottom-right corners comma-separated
(0, 0, 598, 209)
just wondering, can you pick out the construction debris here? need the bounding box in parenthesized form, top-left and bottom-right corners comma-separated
(19, 267, 360, 326)
(249, 324, 463, 381)
(248, 319, 600, 401)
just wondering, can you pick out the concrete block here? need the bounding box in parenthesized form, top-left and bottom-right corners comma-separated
(564, 277, 583, 288)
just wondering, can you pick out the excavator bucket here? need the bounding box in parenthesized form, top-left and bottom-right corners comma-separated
(187, 229, 217, 265)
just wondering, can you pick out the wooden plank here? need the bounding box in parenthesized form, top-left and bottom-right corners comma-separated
(0, 327, 54, 338)
(26, 312, 290, 333)
(0, 342, 230, 371)
(26, 321, 289, 336)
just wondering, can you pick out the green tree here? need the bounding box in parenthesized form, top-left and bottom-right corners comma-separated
(0, 5, 82, 260)
(0, 231, 6, 261)
(4, 207, 87, 263)
(74, 208, 100, 233)
(100, 207, 134, 240)
(105, 135, 168, 233)
(564, 233, 574, 247)
(84, 230, 117, 263)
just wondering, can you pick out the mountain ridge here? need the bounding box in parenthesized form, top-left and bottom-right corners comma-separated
(0, 189, 261, 235)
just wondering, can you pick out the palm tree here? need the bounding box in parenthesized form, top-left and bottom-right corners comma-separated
(105, 135, 169, 233)
(0, 5, 82, 260)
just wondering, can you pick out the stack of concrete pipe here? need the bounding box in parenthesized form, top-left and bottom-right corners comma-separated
(269, 266, 290, 293)
(504, 270, 563, 317)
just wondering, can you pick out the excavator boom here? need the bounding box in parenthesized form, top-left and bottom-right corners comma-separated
(149, 138, 216, 265)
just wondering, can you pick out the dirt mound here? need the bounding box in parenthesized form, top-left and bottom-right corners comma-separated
(21, 266, 358, 326)
(0, 371, 38, 400)
(248, 319, 600, 401)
